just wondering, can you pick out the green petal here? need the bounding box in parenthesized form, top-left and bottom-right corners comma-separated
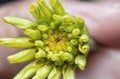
(62, 65, 75, 79)
(32, 62, 53, 79)
(0, 38, 34, 48)
(77, 16, 84, 29)
(7, 48, 36, 63)
(49, 0, 66, 15)
(78, 44, 89, 54)
(13, 60, 45, 79)
(72, 28, 81, 37)
(3, 16, 38, 29)
(35, 48, 46, 58)
(37, 0, 52, 20)
(35, 40, 44, 48)
(25, 29, 41, 40)
(79, 34, 89, 44)
(51, 54, 62, 65)
(29, 4, 44, 23)
(38, 25, 48, 32)
(75, 55, 86, 70)
(47, 51, 54, 59)
(48, 66, 61, 79)
(70, 39, 78, 46)
(59, 51, 74, 63)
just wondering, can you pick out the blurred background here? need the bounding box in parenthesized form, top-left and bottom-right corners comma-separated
(0, 0, 120, 4)
(0, 0, 16, 4)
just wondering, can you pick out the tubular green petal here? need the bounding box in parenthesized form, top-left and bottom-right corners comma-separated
(0, 38, 34, 48)
(32, 63, 53, 79)
(7, 48, 36, 63)
(59, 25, 65, 31)
(82, 25, 89, 34)
(50, 15, 63, 29)
(35, 48, 46, 58)
(77, 16, 84, 29)
(75, 55, 86, 70)
(44, 46, 50, 52)
(35, 40, 44, 47)
(50, 22, 57, 29)
(42, 33, 48, 39)
(38, 25, 48, 32)
(64, 25, 74, 33)
(59, 51, 74, 63)
(67, 46, 77, 55)
(78, 44, 89, 54)
(67, 46, 72, 52)
(70, 39, 78, 46)
(72, 28, 81, 37)
(13, 60, 45, 79)
(48, 66, 61, 79)
(3, 16, 38, 29)
(25, 29, 41, 40)
(47, 29, 54, 35)
(38, 0, 52, 12)
(29, 4, 44, 23)
(79, 34, 89, 44)
(51, 54, 62, 65)
(37, 0, 52, 19)
(52, 15, 62, 26)
(62, 15, 75, 25)
(47, 51, 54, 59)
(67, 34, 73, 39)
(49, 0, 66, 15)
(62, 65, 75, 79)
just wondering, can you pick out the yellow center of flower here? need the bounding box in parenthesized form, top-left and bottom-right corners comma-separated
(48, 31, 69, 53)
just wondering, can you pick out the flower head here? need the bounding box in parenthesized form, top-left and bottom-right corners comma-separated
(0, 0, 90, 79)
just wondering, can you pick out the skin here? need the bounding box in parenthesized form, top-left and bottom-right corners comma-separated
(0, 0, 120, 79)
